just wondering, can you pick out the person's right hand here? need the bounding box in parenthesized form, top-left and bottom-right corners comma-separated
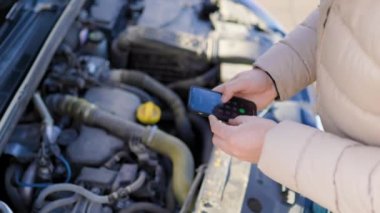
(214, 68, 278, 110)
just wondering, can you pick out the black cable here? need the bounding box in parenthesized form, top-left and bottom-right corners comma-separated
(165, 180, 176, 212)
(99, 80, 153, 103)
(167, 66, 219, 90)
(188, 113, 213, 163)
(180, 165, 207, 213)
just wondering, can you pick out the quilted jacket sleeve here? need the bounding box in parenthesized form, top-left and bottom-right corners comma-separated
(258, 121, 380, 213)
(254, 9, 319, 100)
(256, 8, 380, 213)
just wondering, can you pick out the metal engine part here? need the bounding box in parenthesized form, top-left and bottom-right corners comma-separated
(114, 0, 278, 84)
(114, 0, 211, 83)
(137, 0, 211, 36)
(76, 167, 118, 190)
(112, 164, 139, 190)
(66, 87, 141, 167)
(4, 124, 41, 162)
(89, 0, 128, 38)
(119, 26, 210, 83)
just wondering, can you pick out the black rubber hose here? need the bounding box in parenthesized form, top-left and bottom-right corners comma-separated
(179, 165, 207, 213)
(102, 81, 153, 102)
(167, 66, 219, 90)
(117, 84, 153, 102)
(110, 38, 128, 68)
(165, 181, 176, 212)
(188, 114, 213, 163)
(4, 164, 28, 213)
(105, 70, 195, 145)
(120, 202, 170, 213)
(160, 112, 213, 164)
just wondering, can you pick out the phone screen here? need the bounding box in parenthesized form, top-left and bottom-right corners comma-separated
(188, 87, 222, 116)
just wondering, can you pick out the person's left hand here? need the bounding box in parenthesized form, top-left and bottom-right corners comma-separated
(208, 115, 276, 163)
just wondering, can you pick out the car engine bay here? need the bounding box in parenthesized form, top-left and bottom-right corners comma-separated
(0, 0, 287, 212)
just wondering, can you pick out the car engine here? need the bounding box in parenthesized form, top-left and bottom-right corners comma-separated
(0, 0, 282, 212)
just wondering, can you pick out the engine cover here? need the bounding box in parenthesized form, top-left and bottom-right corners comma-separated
(66, 87, 141, 167)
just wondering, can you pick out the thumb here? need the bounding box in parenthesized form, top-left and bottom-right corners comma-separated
(209, 115, 235, 139)
(213, 84, 225, 93)
(213, 84, 231, 103)
(220, 81, 243, 103)
(228, 116, 254, 126)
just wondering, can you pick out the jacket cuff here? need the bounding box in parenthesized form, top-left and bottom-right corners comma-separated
(253, 65, 280, 100)
(258, 121, 317, 190)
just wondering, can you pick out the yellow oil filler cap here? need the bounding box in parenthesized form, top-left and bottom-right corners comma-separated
(136, 101, 162, 125)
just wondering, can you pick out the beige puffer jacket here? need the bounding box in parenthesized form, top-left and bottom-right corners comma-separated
(255, 0, 380, 212)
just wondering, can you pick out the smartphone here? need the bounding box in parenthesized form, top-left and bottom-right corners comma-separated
(188, 86, 257, 121)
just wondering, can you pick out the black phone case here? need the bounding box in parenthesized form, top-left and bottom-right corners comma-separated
(188, 87, 257, 121)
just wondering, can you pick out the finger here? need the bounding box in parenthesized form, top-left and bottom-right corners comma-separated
(213, 84, 231, 103)
(220, 81, 244, 103)
(212, 135, 234, 156)
(208, 115, 235, 140)
(228, 116, 254, 126)
(213, 84, 225, 93)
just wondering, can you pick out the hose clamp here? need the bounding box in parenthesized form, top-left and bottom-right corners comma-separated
(146, 125, 158, 145)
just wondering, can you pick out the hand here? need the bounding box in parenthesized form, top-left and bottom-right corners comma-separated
(214, 68, 277, 110)
(209, 115, 276, 163)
